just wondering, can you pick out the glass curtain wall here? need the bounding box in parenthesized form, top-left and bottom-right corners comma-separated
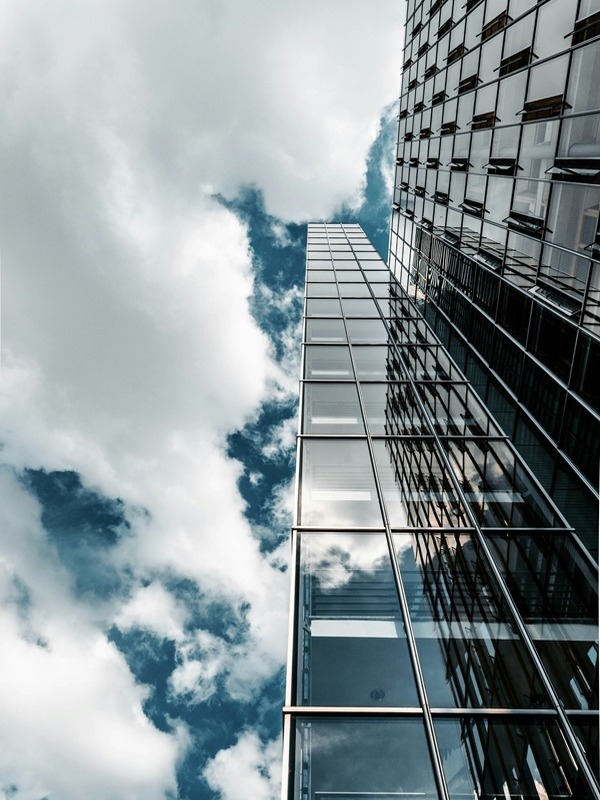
(281, 223, 599, 800)
(390, 0, 600, 556)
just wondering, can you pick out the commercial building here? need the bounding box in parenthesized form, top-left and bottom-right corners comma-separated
(281, 222, 598, 799)
(281, 1, 600, 796)
(390, 0, 600, 555)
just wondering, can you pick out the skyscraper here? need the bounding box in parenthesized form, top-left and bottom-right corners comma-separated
(282, 222, 598, 799)
(390, 0, 600, 555)
(281, 2, 599, 796)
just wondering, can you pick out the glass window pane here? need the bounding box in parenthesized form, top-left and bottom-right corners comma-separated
(304, 346, 353, 379)
(337, 282, 371, 298)
(346, 318, 388, 343)
(307, 270, 335, 282)
(305, 319, 346, 343)
(306, 298, 341, 317)
(352, 345, 402, 380)
(341, 298, 380, 317)
(395, 532, 551, 709)
(292, 718, 437, 800)
(306, 282, 338, 297)
(373, 438, 470, 528)
(297, 533, 418, 706)
(362, 383, 429, 436)
(299, 439, 383, 526)
(442, 439, 560, 528)
(302, 383, 364, 434)
(486, 531, 599, 711)
(434, 718, 595, 799)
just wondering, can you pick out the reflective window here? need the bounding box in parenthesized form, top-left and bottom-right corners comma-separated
(345, 318, 388, 343)
(394, 531, 551, 709)
(303, 346, 353, 380)
(434, 718, 595, 799)
(486, 531, 599, 711)
(306, 298, 341, 317)
(442, 439, 559, 527)
(296, 533, 418, 706)
(373, 438, 470, 527)
(292, 718, 438, 800)
(341, 298, 380, 317)
(299, 439, 383, 527)
(302, 383, 364, 435)
(305, 319, 346, 343)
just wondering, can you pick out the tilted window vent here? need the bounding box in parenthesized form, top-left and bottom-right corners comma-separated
(498, 47, 536, 77)
(400, 181, 410, 190)
(465, 0, 484, 11)
(529, 281, 581, 316)
(460, 198, 487, 217)
(440, 120, 459, 136)
(519, 94, 569, 122)
(448, 157, 471, 171)
(392, 201, 402, 211)
(439, 229, 460, 245)
(403, 208, 415, 218)
(429, 0, 444, 16)
(420, 217, 434, 230)
(424, 64, 439, 80)
(418, 42, 430, 58)
(458, 74, 480, 94)
(474, 248, 503, 271)
(404, 132, 415, 141)
(584, 228, 600, 260)
(504, 210, 549, 238)
(437, 18, 453, 39)
(399, 108, 409, 119)
(403, 57, 413, 70)
(447, 44, 466, 64)
(411, 21, 423, 38)
(433, 191, 451, 205)
(546, 159, 600, 183)
(420, 127, 433, 138)
(426, 157, 440, 169)
(408, 78, 419, 90)
(409, 157, 421, 167)
(413, 101, 426, 113)
(432, 90, 447, 106)
(471, 111, 498, 130)
(396, 157, 404, 166)
(414, 185, 427, 197)
(481, 11, 511, 41)
(485, 158, 522, 176)
(570, 9, 600, 45)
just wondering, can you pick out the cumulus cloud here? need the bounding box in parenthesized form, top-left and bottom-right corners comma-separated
(204, 731, 282, 800)
(0, 470, 181, 800)
(0, 0, 401, 795)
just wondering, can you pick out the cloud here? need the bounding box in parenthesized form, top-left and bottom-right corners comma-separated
(0, 0, 401, 795)
(204, 731, 282, 800)
(1, 0, 401, 223)
(0, 470, 181, 800)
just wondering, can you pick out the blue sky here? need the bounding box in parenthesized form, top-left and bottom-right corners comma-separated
(0, 3, 401, 798)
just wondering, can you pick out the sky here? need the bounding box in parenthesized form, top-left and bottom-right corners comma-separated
(0, 2, 403, 798)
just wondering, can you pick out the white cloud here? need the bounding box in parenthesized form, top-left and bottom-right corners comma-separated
(116, 582, 189, 642)
(0, 0, 401, 795)
(204, 731, 282, 800)
(0, 470, 181, 800)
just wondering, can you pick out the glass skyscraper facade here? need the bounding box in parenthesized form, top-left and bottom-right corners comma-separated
(282, 222, 599, 800)
(390, 0, 600, 555)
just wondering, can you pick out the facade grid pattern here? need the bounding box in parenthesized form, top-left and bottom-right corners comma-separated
(389, 0, 600, 556)
(281, 223, 599, 800)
